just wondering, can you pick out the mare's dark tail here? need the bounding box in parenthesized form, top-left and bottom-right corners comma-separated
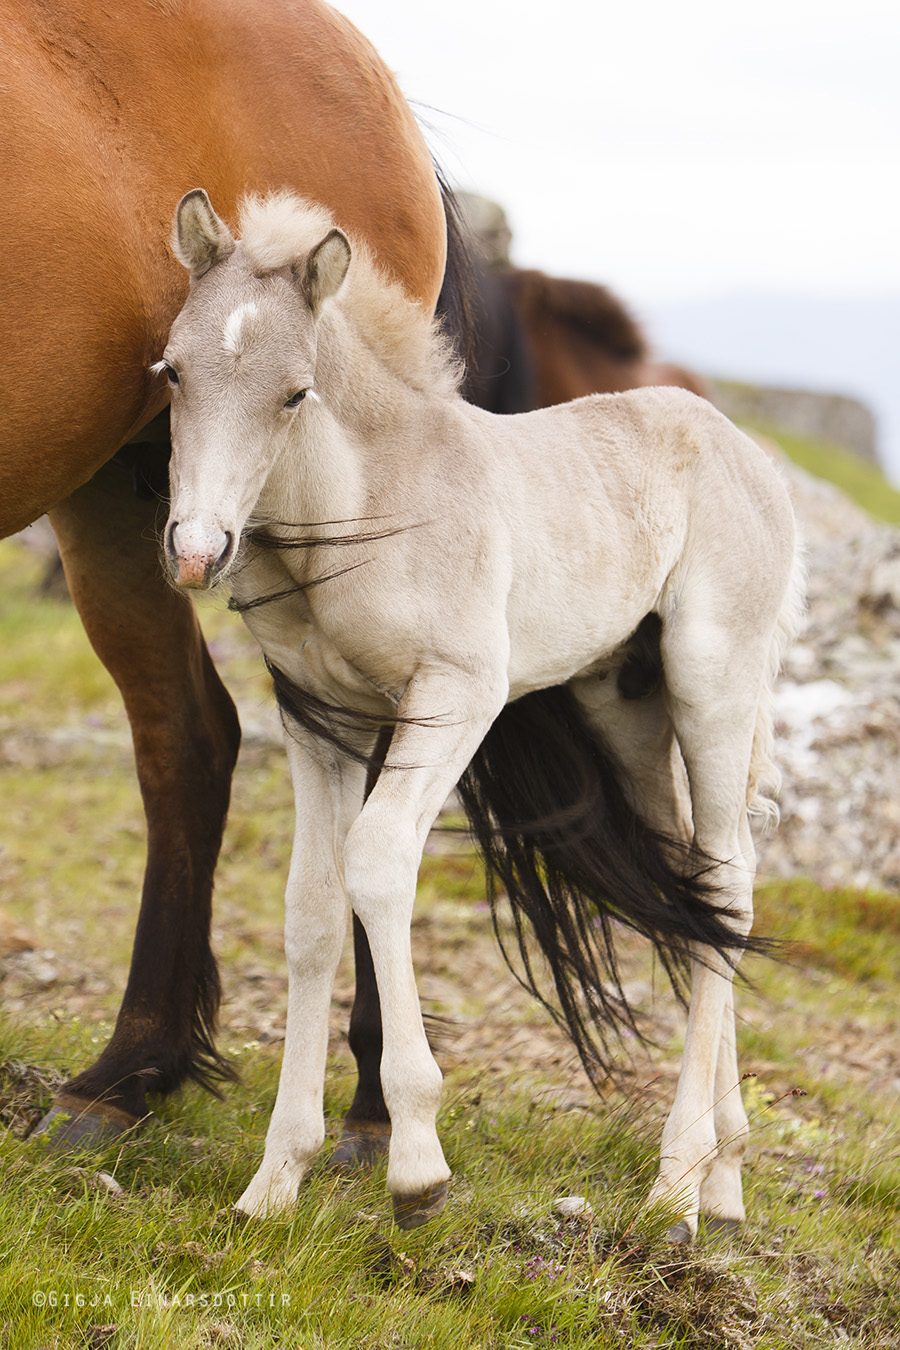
(434, 166, 478, 376)
(456, 685, 767, 1087)
(434, 168, 539, 415)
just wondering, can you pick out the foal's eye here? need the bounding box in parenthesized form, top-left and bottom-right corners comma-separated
(151, 359, 180, 386)
(283, 389, 307, 408)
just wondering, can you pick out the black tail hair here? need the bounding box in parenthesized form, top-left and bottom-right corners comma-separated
(456, 686, 769, 1086)
(268, 660, 769, 1086)
(267, 658, 415, 765)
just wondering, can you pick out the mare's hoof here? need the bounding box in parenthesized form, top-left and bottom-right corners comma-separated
(702, 1215, 743, 1242)
(666, 1219, 694, 1245)
(392, 1179, 450, 1230)
(31, 1095, 140, 1152)
(332, 1120, 392, 1170)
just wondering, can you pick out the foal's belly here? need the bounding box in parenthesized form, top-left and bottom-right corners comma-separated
(505, 596, 661, 703)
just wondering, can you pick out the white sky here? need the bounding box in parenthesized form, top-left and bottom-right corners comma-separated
(335, 0, 900, 306)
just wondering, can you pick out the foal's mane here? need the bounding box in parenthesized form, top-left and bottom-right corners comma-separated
(238, 192, 462, 397)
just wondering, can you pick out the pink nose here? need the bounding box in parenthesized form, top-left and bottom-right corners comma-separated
(165, 519, 234, 588)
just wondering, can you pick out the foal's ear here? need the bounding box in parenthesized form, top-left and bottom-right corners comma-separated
(173, 189, 236, 279)
(296, 229, 351, 315)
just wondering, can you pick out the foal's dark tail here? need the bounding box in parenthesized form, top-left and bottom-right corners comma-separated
(456, 686, 767, 1087)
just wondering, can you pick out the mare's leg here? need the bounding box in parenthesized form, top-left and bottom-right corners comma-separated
(35, 455, 240, 1142)
(236, 734, 361, 1217)
(332, 915, 391, 1164)
(333, 729, 394, 1168)
(341, 668, 507, 1227)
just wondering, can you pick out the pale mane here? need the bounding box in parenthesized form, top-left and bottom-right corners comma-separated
(237, 192, 462, 397)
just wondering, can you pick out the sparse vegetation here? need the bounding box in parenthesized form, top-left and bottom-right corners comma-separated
(2, 484, 899, 1349)
(743, 420, 900, 525)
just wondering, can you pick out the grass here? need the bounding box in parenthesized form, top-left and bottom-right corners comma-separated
(1, 997, 899, 1349)
(2, 474, 900, 1348)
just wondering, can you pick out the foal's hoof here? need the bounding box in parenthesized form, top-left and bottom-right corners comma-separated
(666, 1219, 695, 1245)
(332, 1119, 392, 1171)
(392, 1179, 450, 1230)
(701, 1215, 743, 1243)
(31, 1095, 140, 1152)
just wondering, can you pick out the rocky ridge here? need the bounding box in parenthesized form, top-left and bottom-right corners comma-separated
(758, 454, 900, 893)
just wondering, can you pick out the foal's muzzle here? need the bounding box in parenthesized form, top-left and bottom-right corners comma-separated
(165, 518, 235, 589)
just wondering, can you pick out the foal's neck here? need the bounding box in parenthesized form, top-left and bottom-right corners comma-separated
(257, 400, 367, 533)
(255, 304, 443, 550)
(317, 306, 434, 441)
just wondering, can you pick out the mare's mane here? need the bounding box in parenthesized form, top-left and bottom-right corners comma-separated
(237, 192, 463, 398)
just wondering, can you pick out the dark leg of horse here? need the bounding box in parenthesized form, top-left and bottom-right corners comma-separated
(34, 453, 241, 1146)
(333, 728, 393, 1168)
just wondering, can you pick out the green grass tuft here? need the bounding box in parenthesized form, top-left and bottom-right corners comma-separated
(743, 418, 900, 524)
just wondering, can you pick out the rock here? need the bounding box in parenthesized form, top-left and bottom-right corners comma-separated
(552, 1195, 593, 1219)
(755, 455, 900, 893)
(94, 1171, 125, 1198)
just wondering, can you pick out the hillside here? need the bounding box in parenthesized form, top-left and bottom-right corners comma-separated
(644, 290, 900, 485)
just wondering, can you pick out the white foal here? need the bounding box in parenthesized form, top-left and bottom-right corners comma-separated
(157, 188, 802, 1236)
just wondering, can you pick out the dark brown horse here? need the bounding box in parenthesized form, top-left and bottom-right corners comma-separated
(457, 193, 704, 414)
(463, 262, 707, 413)
(2, 0, 452, 1147)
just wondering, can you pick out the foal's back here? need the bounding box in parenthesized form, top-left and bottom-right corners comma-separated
(414, 384, 795, 699)
(471, 385, 791, 581)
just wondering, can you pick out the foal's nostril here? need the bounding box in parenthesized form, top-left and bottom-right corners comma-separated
(164, 519, 179, 562)
(212, 531, 235, 578)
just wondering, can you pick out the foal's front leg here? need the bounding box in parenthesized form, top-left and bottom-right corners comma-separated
(341, 667, 508, 1228)
(235, 738, 362, 1218)
(334, 729, 395, 1168)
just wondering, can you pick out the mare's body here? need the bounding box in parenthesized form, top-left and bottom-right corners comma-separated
(3, 0, 449, 1138)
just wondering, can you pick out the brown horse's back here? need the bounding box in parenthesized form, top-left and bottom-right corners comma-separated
(0, 0, 446, 534)
(468, 266, 708, 412)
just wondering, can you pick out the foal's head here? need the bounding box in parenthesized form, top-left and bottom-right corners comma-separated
(158, 189, 351, 589)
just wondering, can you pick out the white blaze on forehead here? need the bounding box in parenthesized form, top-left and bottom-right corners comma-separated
(222, 301, 260, 356)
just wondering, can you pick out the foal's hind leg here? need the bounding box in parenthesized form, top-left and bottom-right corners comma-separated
(35, 457, 240, 1144)
(644, 622, 765, 1240)
(574, 656, 753, 1240)
(696, 977, 749, 1238)
(570, 659, 692, 843)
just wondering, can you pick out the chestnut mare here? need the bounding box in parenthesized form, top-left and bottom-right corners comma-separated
(3, 0, 451, 1147)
